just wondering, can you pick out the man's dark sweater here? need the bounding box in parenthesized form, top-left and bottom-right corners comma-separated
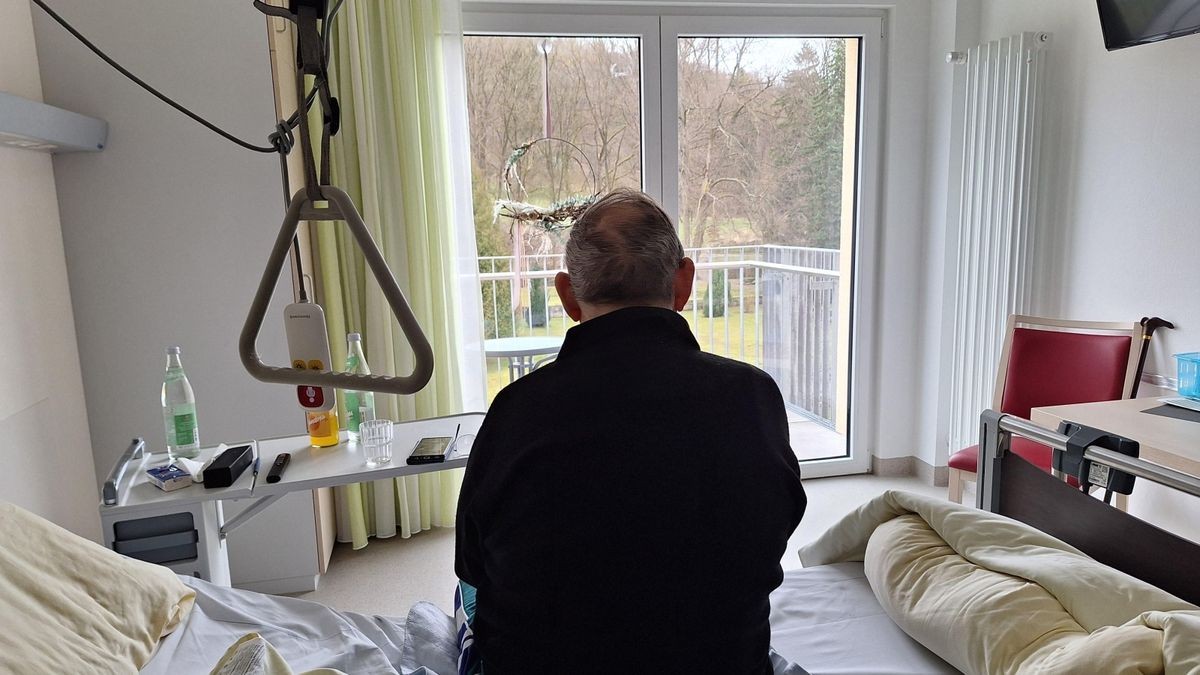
(455, 307, 807, 674)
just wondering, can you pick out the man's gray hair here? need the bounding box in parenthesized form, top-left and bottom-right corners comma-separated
(564, 189, 685, 306)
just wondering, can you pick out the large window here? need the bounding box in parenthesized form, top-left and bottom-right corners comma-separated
(463, 12, 881, 477)
(465, 34, 644, 359)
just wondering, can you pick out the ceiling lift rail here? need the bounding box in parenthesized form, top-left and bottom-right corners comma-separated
(241, 0, 434, 395)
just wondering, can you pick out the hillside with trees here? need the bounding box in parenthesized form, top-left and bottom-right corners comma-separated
(464, 35, 850, 255)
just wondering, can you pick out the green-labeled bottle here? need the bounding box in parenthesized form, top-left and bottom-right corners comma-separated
(343, 333, 376, 442)
(161, 345, 200, 460)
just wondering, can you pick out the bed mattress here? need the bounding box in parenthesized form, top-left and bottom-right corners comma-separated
(771, 562, 957, 674)
(142, 563, 955, 674)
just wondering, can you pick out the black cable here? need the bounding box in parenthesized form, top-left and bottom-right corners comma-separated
(31, 0, 279, 153)
(33, 0, 347, 301)
(33, 0, 344, 153)
(324, 0, 344, 62)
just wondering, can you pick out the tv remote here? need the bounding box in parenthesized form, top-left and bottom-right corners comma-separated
(266, 453, 291, 484)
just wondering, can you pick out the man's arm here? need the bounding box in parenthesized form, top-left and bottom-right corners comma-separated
(455, 440, 486, 588)
(754, 370, 807, 529)
(454, 390, 514, 588)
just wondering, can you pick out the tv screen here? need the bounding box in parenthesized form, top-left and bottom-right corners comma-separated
(1097, 0, 1200, 50)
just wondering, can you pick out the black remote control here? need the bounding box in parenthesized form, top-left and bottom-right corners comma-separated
(266, 453, 291, 484)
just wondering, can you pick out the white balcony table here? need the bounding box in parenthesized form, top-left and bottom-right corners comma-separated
(484, 336, 564, 381)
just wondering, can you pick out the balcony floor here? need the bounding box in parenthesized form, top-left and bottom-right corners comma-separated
(788, 410, 846, 462)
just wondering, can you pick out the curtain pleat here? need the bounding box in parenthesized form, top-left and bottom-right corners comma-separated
(315, 0, 472, 549)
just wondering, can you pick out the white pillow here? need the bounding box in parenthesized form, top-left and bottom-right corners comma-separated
(0, 502, 195, 673)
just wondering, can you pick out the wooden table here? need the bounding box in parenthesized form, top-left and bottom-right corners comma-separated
(1032, 398, 1200, 477)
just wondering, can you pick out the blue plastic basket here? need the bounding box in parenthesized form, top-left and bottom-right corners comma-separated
(1177, 352, 1200, 400)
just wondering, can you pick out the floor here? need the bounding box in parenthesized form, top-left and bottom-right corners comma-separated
(788, 410, 846, 461)
(295, 473, 946, 617)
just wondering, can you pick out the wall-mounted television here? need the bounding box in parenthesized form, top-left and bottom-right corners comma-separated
(1097, 0, 1200, 50)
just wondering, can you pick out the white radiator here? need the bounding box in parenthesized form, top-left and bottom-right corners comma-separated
(947, 32, 1050, 457)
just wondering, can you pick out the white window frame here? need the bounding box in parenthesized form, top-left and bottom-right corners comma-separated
(462, 11, 663, 201)
(662, 15, 882, 478)
(462, 7, 884, 478)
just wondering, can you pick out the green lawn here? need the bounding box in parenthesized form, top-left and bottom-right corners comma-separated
(485, 310, 762, 402)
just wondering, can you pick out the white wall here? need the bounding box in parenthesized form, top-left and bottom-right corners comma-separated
(0, 0, 100, 539)
(970, 0, 1200, 539)
(31, 0, 299, 481)
(977, 2, 1200, 380)
(915, 0, 978, 474)
(868, 0, 932, 461)
(918, 2, 1200, 472)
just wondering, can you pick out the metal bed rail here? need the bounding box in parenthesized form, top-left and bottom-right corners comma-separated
(977, 409, 1200, 512)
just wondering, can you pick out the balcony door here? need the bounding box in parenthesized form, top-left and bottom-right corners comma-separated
(463, 10, 881, 477)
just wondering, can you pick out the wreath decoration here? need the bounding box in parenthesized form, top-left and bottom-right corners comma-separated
(492, 137, 600, 232)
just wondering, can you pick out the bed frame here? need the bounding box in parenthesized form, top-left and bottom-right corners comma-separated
(977, 410, 1200, 606)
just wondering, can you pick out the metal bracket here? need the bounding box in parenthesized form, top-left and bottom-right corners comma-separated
(977, 410, 1009, 512)
(219, 493, 285, 539)
(103, 438, 145, 506)
(239, 186, 434, 394)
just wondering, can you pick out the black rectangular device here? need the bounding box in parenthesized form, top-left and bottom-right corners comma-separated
(204, 444, 254, 489)
(406, 436, 452, 465)
(1097, 0, 1200, 51)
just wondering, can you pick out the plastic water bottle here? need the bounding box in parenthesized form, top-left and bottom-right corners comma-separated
(161, 345, 200, 460)
(343, 333, 376, 442)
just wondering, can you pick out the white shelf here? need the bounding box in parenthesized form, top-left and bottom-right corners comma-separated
(99, 413, 486, 517)
(0, 91, 107, 153)
(101, 443, 255, 516)
(254, 413, 484, 496)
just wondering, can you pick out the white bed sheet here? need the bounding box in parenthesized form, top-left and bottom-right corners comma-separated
(770, 563, 957, 675)
(141, 577, 411, 674)
(144, 564, 954, 674)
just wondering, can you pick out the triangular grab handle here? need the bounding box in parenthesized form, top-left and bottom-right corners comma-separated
(239, 187, 434, 395)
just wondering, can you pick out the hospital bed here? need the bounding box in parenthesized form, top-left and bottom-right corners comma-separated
(6, 411, 1199, 674)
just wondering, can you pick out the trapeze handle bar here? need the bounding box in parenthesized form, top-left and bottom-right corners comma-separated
(240, 186, 434, 395)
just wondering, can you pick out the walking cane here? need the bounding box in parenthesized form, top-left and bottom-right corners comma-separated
(1131, 317, 1175, 397)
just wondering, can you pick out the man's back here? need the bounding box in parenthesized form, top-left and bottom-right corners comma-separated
(456, 307, 808, 674)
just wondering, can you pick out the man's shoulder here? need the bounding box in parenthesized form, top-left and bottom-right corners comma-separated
(689, 350, 779, 387)
(484, 361, 562, 421)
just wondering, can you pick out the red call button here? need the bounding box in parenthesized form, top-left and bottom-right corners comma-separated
(297, 385, 324, 408)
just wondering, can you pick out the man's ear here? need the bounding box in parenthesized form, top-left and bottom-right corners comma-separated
(555, 271, 583, 322)
(672, 257, 695, 312)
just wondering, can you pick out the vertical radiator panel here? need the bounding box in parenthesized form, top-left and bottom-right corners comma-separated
(948, 32, 1050, 456)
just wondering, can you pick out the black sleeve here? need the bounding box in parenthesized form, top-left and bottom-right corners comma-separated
(755, 370, 807, 530)
(454, 389, 509, 587)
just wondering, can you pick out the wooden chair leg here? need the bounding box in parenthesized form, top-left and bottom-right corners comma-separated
(948, 468, 964, 503)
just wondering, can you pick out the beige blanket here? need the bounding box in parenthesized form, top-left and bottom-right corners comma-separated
(0, 502, 195, 673)
(797, 491, 1200, 675)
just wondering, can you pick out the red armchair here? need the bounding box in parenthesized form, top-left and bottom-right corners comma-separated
(948, 315, 1143, 506)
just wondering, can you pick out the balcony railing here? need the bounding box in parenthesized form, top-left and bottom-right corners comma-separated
(478, 245, 841, 427)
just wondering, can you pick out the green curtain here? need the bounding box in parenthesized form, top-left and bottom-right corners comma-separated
(315, 0, 466, 548)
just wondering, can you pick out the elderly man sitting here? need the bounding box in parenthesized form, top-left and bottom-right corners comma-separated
(456, 188, 807, 674)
